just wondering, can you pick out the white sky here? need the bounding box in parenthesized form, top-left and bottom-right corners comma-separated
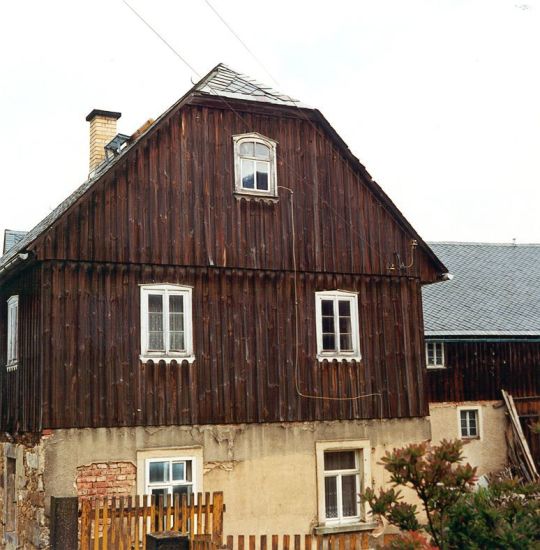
(1, 0, 539, 248)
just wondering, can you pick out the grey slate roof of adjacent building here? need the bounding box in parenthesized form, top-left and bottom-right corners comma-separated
(3, 230, 28, 255)
(423, 242, 540, 336)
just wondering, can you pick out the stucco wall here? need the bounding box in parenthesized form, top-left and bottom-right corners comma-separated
(43, 418, 430, 537)
(429, 401, 507, 476)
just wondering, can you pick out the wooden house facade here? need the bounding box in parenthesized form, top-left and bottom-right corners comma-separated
(423, 242, 540, 475)
(0, 65, 446, 548)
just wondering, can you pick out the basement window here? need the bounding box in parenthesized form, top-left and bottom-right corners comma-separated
(315, 291, 361, 361)
(6, 295, 19, 371)
(233, 133, 277, 197)
(426, 341, 445, 368)
(140, 285, 194, 364)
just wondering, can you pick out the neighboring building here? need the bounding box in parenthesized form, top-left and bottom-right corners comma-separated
(423, 242, 540, 475)
(0, 64, 447, 548)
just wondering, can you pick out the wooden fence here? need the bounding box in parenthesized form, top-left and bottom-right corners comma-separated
(219, 533, 396, 550)
(80, 491, 224, 550)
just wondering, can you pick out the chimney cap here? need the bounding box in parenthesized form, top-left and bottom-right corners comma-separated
(86, 109, 122, 122)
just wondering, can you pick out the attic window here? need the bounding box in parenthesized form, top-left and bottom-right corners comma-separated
(233, 133, 277, 197)
(6, 295, 18, 371)
(426, 341, 445, 369)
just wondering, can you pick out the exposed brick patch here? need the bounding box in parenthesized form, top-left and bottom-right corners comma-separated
(76, 461, 136, 499)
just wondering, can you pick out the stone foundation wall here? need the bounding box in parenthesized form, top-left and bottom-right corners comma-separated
(0, 436, 48, 550)
(76, 461, 136, 498)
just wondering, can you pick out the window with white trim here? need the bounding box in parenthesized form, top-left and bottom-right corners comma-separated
(145, 457, 196, 499)
(315, 291, 361, 361)
(459, 408, 480, 439)
(6, 296, 18, 370)
(323, 450, 361, 522)
(233, 133, 277, 197)
(426, 341, 445, 368)
(315, 440, 372, 532)
(140, 285, 194, 363)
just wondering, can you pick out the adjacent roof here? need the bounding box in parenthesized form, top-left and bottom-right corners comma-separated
(0, 63, 445, 278)
(423, 242, 540, 336)
(3, 230, 28, 255)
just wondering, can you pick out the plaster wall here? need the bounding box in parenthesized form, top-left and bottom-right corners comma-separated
(43, 418, 430, 537)
(429, 401, 507, 476)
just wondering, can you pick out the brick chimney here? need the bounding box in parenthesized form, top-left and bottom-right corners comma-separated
(86, 109, 121, 173)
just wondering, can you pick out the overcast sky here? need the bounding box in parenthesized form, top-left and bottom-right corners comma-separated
(1, 0, 539, 249)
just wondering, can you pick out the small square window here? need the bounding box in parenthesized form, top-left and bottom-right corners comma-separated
(233, 133, 277, 197)
(145, 457, 195, 499)
(426, 341, 445, 368)
(316, 291, 361, 361)
(459, 409, 480, 439)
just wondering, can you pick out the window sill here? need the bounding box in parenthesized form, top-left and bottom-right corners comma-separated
(6, 363, 18, 372)
(140, 355, 196, 365)
(233, 192, 278, 203)
(314, 522, 378, 535)
(427, 365, 446, 370)
(317, 355, 362, 363)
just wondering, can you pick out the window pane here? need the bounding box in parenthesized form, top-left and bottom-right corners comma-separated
(339, 334, 353, 351)
(324, 451, 356, 471)
(148, 294, 163, 313)
(341, 475, 358, 517)
(321, 300, 334, 316)
(324, 476, 338, 519)
(172, 462, 185, 481)
(322, 316, 334, 334)
(241, 159, 255, 189)
(338, 300, 351, 316)
(240, 142, 254, 156)
(186, 460, 192, 482)
(256, 161, 269, 191)
(339, 317, 352, 334)
(427, 344, 434, 364)
(170, 332, 185, 352)
(170, 313, 184, 332)
(149, 461, 169, 483)
(255, 143, 270, 159)
(170, 295, 184, 313)
(322, 334, 336, 351)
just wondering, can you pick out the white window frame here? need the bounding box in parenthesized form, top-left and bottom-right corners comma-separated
(136, 447, 203, 497)
(458, 406, 481, 439)
(315, 440, 372, 530)
(315, 290, 361, 362)
(426, 340, 445, 369)
(6, 295, 19, 371)
(233, 132, 278, 197)
(145, 456, 196, 498)
(140, 284, 195, 364)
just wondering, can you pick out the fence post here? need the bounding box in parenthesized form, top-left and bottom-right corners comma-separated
(50, 496, 78, 550)
(211, 492, 224, 545)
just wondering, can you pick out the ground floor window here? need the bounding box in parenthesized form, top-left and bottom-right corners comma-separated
(145, 457, 194, 499)
(137, 447, 203, 501)
(459, 408, 480, 439)
(315, 440, 371, 530)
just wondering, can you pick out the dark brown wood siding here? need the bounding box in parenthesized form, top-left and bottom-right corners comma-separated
(0, 265, 42, 432)
(40, 261, 428, 429)
(31, 101, 440, 283)
(427, 340, 540, 402)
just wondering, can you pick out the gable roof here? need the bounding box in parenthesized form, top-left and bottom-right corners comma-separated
(423, 242, 540, 336)
(0, 63, 446, 279)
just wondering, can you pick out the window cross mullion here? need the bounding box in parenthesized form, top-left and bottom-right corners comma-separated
(164, 291, 170, 354)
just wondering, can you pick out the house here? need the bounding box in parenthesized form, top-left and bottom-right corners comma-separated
(423, 242, 540, 475)
(0, 64, 448, 548)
